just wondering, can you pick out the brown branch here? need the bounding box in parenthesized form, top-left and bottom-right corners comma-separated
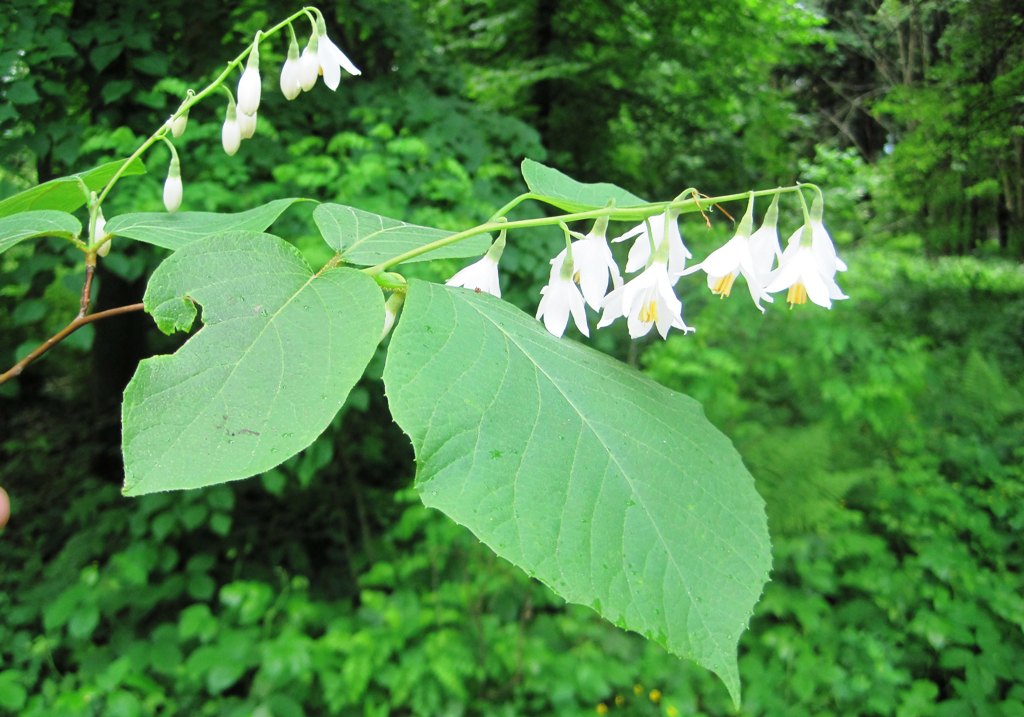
(78, 263, 96, 318)
(0, 303, 144, 385)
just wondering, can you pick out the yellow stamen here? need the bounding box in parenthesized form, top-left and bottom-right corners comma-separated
(638, 300, 658, 323)
(787, 282, 808, 307)
(573, 270, 582, 284)
(711, 272, 737, 298)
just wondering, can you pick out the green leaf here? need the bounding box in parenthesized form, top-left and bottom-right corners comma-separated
(121, 231, 383, 495)
(0, 210, 81, 254)
(521, 158, 651, 218)
(382, 280, 771, 706)
(105, 198, 307, 251)
(314, 203, 490, 266)
(0, 157, 146, 218)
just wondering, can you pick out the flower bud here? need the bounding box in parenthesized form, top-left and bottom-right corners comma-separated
(237, 36, 262, 116)
(222, 97, 241, 156)
(238, 110, 257, 140)
(164, 155, 182, 213)
(298, 33, 319, 92)
(380, 292, 405, 342)
(280, 33, 302, 100)
(170, 109, 188, 138)
(94, 207, 112, 257)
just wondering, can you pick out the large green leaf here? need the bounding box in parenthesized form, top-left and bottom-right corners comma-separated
(0, 157, 146, 218)
(521, 158, 651, 218)
(122, 231, 383, 495)
(314, 203, 490, 266)
(105, 198, 307, 251)
(0, 211, 81, 255)
(382, 280, 771, 706)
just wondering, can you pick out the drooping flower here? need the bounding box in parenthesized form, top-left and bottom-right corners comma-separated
(560, 215, 623, 310)
(748, 192, 783, 280)
(765, 192, 847, 308)
(237, 34, 262, 116)
(536, 250, 590, 338)
(612, 209, 691, 281)
(280, 30, 302, 100)
(163, 154, 182, 213)
(597, 255, 694, 339)
(238, 111, 257, 140)
(297, 33, 320, 92)
(446, 232, 506, 298)
(697, 193, 775, 311)
(315, 13, 361, 91)
(222, 96, 241, 156)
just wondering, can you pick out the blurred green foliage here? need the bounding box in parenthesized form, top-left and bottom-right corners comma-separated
(3, 250, 1023, 716)
(2, 0, 1024, 714)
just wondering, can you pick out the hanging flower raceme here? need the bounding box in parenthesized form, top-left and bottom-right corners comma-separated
(536, 243, 590, 338)
(446, 231, 506, 298)
(613, 209, 691, 282)
(598, 236, 694, 340)
(765, 191, 847, 308)
(697, 193, 778, 312)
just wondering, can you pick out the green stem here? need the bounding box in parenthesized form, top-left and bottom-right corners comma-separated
(95, 6, 315, 207)
(362, 185, 807, 275)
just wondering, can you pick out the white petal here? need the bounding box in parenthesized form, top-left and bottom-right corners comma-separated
(237, 66, 261, 116)
(318, 40, 341, 90)
(597, 286, 625, 329)
(298, 46, 319, 91)
(569, 290, 590, 337)
(222, 119, 241, 155)
(322, 34, 361, 76)
(699, 237, 743, 278)
(163, 175, 182, 213)
(280, 59, 302, 100)
(238, 111, 257, 139)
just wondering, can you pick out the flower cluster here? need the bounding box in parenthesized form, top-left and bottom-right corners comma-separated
(161, 8, 359, 213)
(446, 189, 847, 340)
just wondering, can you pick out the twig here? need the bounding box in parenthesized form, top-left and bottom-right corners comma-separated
(78, 263, 96, 319)
(0, 303, 144, 385)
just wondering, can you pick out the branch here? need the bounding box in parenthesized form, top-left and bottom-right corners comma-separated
(0, 303, 145, 385)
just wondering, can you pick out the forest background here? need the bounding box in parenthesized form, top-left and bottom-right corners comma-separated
(1, 0, 1022, 715)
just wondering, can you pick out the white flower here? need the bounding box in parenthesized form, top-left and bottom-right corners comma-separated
(613, 209, 691, 281)
(316, 15, 361, 91)
(748, 196, 782, 279)
(446, 255, 501, 297)
(536, 251, 590, 338)
(765, 226, 847, 308)
(237, 46, 261, 116)
(765, 192, 848, 308)
(698, 194, 777, 311)
(561, 216, 622, 310)
(238, 111, 257, 140)
(222, 101, 241, 156)
(163, 157, 182, 213)
(280, 34, 302, 100)
(297, 34, 320, 92)
(598, 257, 694, 339)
